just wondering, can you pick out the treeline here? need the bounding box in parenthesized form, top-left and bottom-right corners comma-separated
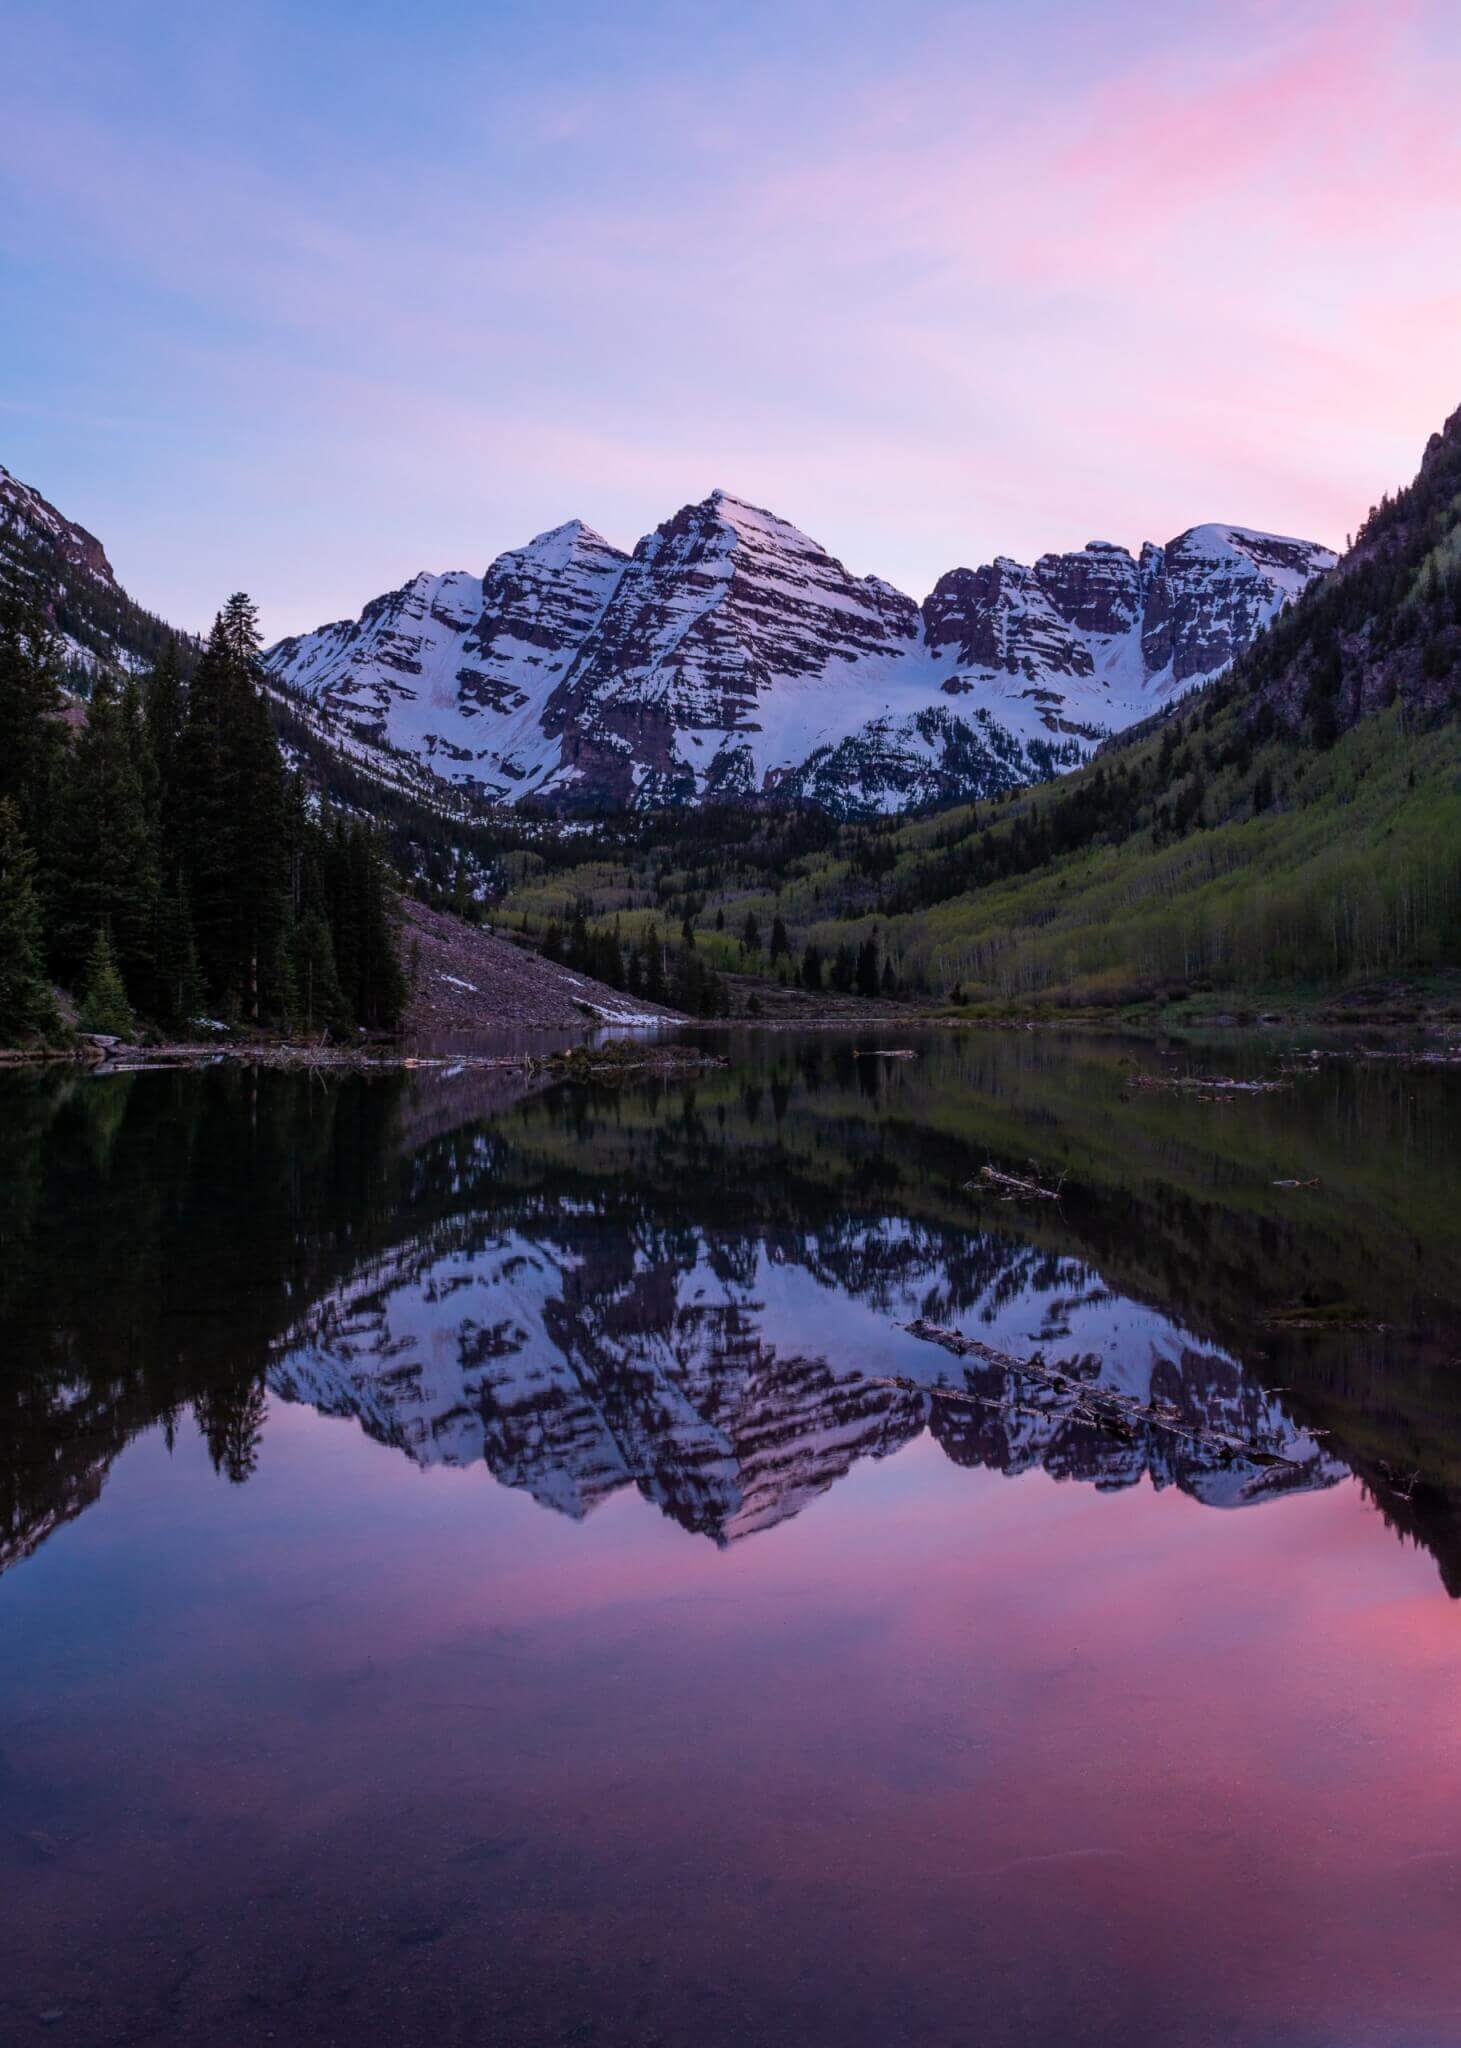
(545, 908, 733, 1015)
(876, 709, 1251, 920)
(0, 592, 405, 1044)
(535, 897, 904, 1009)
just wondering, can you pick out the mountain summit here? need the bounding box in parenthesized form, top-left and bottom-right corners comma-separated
(265, 495, 1334, 815)
(0, 453, 1335, 819)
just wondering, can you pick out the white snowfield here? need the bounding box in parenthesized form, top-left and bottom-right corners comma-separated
(264, 491, 1337, 815)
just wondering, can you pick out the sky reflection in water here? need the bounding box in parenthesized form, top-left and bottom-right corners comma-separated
(3, 1031, 1460, 2046)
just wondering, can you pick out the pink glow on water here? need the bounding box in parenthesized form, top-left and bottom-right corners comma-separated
(8, 1401, 1461, 2041)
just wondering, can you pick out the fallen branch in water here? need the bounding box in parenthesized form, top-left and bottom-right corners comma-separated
(854, 1048, 918, 1060)
(968, 1163, 1067, 1203)
(1132, 1073, 1289, 1097)
(892, 1318, 1308, 1469)
(1264, 1301, 1388, 1332)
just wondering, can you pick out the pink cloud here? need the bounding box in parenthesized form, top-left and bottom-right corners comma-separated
(3, 2, 1459, 633)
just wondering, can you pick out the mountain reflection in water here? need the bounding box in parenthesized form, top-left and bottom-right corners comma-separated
(3, 1030, 1459, 1584)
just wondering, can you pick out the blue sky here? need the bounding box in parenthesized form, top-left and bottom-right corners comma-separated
(4, 0, 1460, 637)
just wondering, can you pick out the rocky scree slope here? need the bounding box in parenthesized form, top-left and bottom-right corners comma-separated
(266, 489, 1334, 817)
(401, 898, 681, 1034)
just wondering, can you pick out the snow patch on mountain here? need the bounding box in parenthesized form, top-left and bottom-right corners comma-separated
(265, 494, 1336, 816)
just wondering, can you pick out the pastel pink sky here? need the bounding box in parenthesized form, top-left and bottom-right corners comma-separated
(2, 0, 1459, 636)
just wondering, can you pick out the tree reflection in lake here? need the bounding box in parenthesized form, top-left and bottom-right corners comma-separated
(7, 1034, 1461, 2048)
(4, 1031, 1460, 1585)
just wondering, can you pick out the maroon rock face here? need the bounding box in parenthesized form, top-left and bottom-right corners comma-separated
(923, 560, 1095, 678)
(923, 528, 1334, 707)
(543, 491, 923, 757)
(1033, 540, 1143, 639)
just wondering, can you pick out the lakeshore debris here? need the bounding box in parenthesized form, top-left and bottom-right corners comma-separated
(531, 1041, 728, 1081)
(897, 1319, 1307, 1468)
(1264, 1301, 1388, 1332)
(11, 1035, 729, 1080)
(968, 1163, 1067, 1203)
(1132, 1073, 1289, 1097)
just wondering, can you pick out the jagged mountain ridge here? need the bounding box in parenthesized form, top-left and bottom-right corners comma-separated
(266, 490, 1335, 816)
(0, 454, 1336, 818)
(0, 462, 185, 677)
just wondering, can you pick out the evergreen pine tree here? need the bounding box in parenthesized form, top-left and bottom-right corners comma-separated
(52, 673, 159, 1001)
(0, 798, 59, 1043)
(346, 823, 406, 1030)
(175, 596, 290, 1020)
(0, 596, 66, 859)
(233, 657, 290, 1021)
(293, 909, 348, 1036)
(143, 640, 185, 857)
(154, 880, 207, 1029)
(855, 935, 880, 998)
(644, 923, 666, 1003)
(175, 619, 238, 1000)
(78, 925, 136, 1037)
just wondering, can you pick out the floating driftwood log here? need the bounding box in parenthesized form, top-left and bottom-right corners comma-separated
(854, 1048, 918, 1060)
(967, 1163, 1067, 1202)
(1132, 1073, 1289, 1097)
(891, 1319, 1309, 1469)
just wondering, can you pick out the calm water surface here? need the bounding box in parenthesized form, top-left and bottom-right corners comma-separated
(4, 1029, 1461, 2046)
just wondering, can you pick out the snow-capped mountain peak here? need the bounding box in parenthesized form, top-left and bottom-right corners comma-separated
(261, 491, 1335, 817)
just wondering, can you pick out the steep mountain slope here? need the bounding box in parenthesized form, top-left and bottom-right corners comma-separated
(266, 521, 630, 796)
(266, 493, 1333, 816)
(633, 407, 1461, 1006)
(0, 451, 1335, 824)
(539, 491, 925, 808)
(0, 458, 531, 880)
(1239, 400, 1461, 737)
(0, 463, 184, 676)
(401, 897, 681, 1033)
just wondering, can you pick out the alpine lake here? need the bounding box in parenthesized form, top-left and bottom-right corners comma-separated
(4, 1024, 1461, 2047)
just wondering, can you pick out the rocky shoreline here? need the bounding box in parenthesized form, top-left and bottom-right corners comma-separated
(0, 1033, 730, 1079)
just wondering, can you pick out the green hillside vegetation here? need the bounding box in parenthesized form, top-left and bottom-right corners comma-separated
(492, 414, 1461, 1013)
(490, 697, 1461, 1012)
